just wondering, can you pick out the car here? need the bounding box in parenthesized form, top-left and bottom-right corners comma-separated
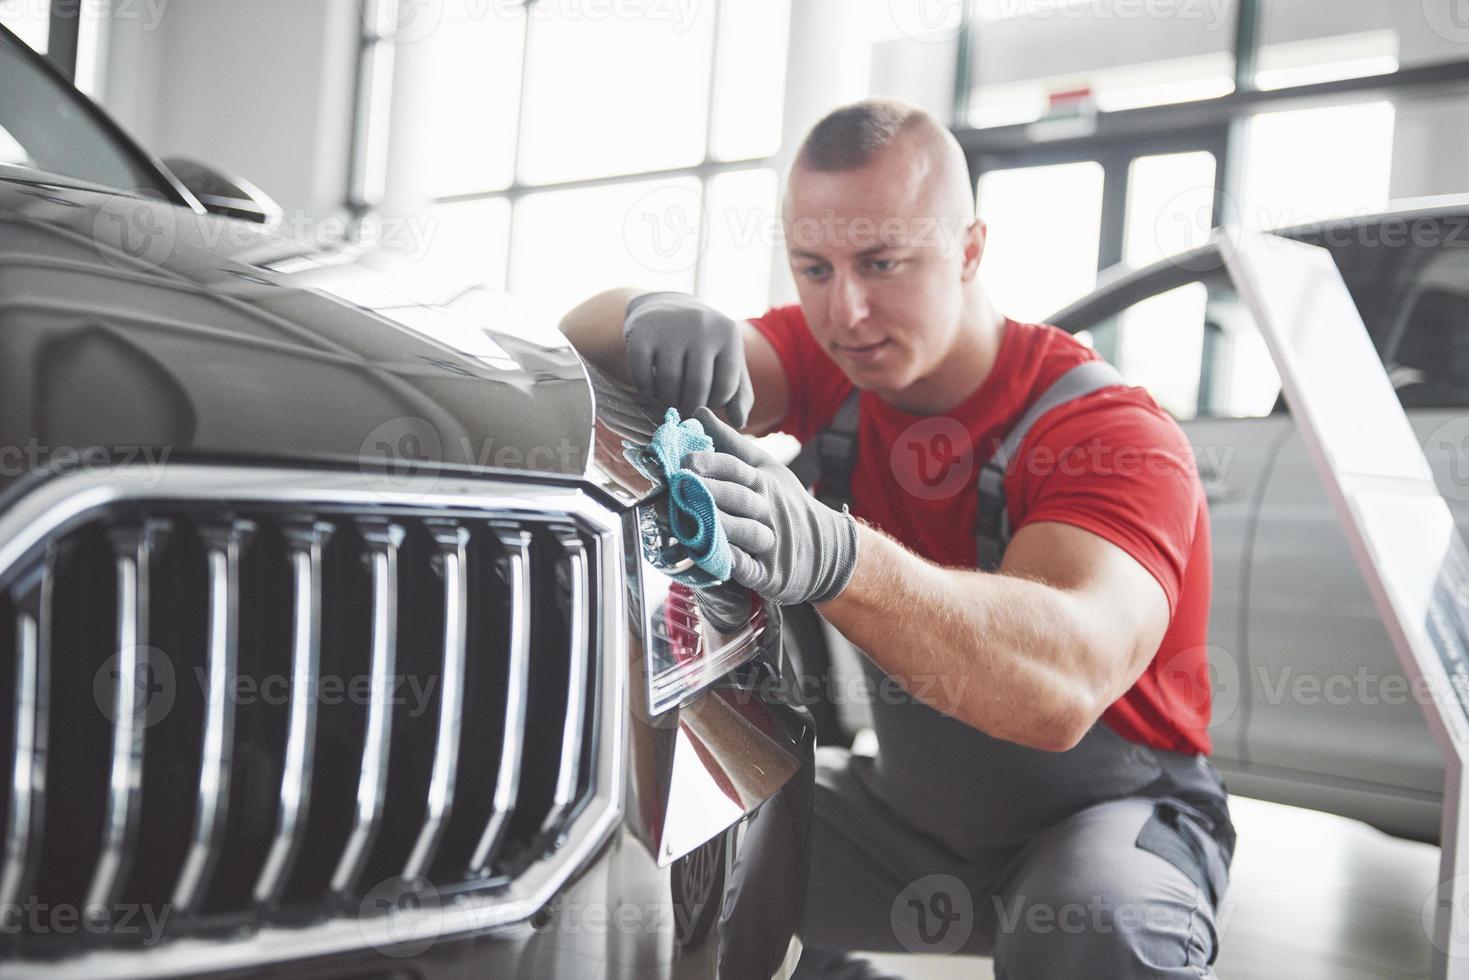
(1047, 205, 1469, 845)
(0, 24, 811, 979)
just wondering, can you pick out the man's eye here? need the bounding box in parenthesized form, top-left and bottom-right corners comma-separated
(868, 258, 900, 272)
(802, 265, 830, 280)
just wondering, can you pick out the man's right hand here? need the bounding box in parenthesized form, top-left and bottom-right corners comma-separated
(623, 292, 755, 426)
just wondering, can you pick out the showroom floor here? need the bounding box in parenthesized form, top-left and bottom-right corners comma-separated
(862, 796, 1441, 979)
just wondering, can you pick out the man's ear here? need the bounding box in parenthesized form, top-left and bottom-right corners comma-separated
(960, 218, 986, 282)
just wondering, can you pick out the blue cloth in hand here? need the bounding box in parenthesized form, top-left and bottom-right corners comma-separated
(622, 408, 732, 585)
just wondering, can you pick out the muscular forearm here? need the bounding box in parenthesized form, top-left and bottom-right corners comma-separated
(558, 287, 651, 382)
(815, 524, 1128, 752)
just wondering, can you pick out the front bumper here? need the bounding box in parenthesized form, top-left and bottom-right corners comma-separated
(0, 464, 815, 979)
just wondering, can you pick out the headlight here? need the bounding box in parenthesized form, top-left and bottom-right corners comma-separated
(632, 497, 769, 715)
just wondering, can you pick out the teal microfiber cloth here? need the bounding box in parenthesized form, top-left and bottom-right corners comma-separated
(622, 408, 732, 586)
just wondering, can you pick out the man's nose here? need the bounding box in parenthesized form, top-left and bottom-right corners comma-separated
(827, 270, 869, 330)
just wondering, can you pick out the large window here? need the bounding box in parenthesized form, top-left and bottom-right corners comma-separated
(367, 0, 790, 322)
(976, 160, 1105, 322)
(0, 0, 107, 96)
(0, 0, 48, 53)
(1238, 100, 1395, 229)
(950, 0, 1469, 421)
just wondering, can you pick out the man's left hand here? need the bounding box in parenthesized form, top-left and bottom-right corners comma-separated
(686, 407, 859, 606)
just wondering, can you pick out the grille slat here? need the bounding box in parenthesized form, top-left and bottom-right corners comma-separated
(0, 467, 623, 974)
(252, 521, 330, 906)
(543, 528, 590, 836)
(0, 554, 52, 911)
(403, 524, 470, 880)
(328, 520, 403, 897)
(469, 524, 532, 874)
(171, 520, 252, 913)
(87, 521, 168, 916)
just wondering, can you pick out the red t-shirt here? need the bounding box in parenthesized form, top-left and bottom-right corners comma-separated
(750, 305, 1214, 755)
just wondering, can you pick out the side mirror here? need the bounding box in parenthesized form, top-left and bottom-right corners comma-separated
(161, 156, 283, 227)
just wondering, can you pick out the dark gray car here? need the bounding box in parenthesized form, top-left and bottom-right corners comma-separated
(0, 25, 812, 978)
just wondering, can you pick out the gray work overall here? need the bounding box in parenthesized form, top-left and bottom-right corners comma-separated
(786, 362, 1236, 980)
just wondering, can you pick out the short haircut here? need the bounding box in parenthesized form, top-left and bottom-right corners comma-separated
(795, 98, 932, 172)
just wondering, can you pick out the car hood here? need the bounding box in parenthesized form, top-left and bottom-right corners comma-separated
(0, 177, 594, 492)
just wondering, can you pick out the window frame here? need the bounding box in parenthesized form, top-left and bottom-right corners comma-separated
(954, 0, 1469, 305)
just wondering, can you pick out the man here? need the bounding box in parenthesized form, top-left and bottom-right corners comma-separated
(561, 99, 1233, 979)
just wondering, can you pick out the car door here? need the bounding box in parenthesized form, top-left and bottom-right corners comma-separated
(1052, 261, 1285, 767)
(1242, 218, 1469, 843)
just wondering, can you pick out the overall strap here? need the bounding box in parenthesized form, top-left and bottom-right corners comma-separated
(974, 359, 1127, 571)
(788, 388, 862, 509)
(792, 358, 1125, 570)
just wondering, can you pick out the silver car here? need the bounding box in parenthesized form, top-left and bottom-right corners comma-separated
(1050, 205, 1469, 844)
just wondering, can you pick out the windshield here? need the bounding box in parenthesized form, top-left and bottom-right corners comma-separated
(0, 28, 169, 195)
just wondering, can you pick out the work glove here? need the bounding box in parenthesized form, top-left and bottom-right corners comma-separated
(686, 407, 859, 606)
(622, 292, 755, 426)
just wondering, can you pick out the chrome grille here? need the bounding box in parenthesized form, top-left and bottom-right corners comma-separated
(0, 466, 625, 976)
